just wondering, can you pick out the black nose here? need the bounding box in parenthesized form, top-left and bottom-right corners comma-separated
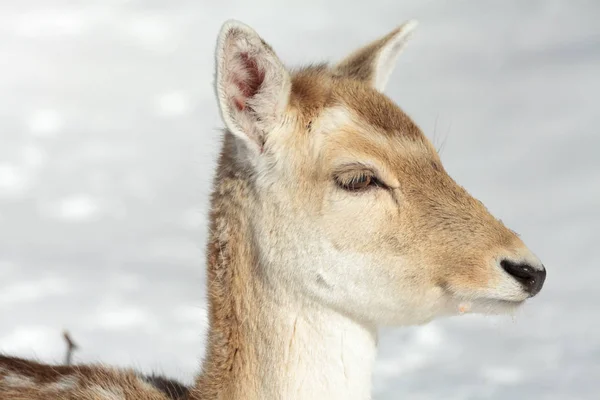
(500, 260, 546, 297)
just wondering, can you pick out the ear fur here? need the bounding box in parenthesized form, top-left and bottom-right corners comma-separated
(332, 20, 418, 92)
(215, 20, 291, 153)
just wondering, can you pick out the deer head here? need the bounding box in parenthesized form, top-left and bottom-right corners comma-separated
(214, 20, 546, 327)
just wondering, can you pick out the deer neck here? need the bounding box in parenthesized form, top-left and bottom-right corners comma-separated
(192, 133, 377, 400)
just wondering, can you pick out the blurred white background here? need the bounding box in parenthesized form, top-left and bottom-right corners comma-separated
(0, 1, 599, 399)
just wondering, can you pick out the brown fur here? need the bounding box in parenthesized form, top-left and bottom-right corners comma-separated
(291, 66, 423, 139)
(191, 134, 261, 399)
(0, 355, 187, 399)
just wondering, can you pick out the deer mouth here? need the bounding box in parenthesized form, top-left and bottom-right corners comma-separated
(447, 295, 528, 317)
(465, 297, 527, 316)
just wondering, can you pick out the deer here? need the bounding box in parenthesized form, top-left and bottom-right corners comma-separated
(0, 19, 546, 400)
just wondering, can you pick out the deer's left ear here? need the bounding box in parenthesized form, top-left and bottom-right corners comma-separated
(332, 20, 418, 92)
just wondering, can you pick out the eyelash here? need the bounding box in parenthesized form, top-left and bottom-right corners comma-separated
(334, 172, 385, 192)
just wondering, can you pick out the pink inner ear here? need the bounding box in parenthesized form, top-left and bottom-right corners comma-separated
(232, 52, 265, 111)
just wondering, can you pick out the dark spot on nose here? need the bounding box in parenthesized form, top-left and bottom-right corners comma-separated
(500, 259, 546, 297)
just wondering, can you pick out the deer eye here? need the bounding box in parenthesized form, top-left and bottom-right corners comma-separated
(335, 172, 381, 192)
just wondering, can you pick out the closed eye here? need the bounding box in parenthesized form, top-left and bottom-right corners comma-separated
(334, 172, 386, 192)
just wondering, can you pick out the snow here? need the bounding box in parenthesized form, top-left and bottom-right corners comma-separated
(480, 366, 524, 385)
(50, 194, 101, 222)
(0, 1, 598, 399)
(26, 109, 64, 137)
(87, 304, 157, 332)
(0, 164, 28, 197)
(0, 277, 70, 307)
(155, 91, 192, 119)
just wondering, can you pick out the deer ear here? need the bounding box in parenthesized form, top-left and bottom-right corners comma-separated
(332, 20, 418, 92)
(215, 20, 291, 153)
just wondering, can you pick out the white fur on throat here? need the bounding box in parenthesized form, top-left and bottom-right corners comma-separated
(249, 286, 377, 400)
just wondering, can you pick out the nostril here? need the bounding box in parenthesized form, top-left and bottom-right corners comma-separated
(500, 259, 546, 296)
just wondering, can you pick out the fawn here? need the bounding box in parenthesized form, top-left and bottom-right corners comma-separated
(0, 19, 546, 400)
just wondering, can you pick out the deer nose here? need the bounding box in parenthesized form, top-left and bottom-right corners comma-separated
(500, 259, 546, 297)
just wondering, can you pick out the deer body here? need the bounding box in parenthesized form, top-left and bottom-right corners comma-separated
(0, 19, 546, 400)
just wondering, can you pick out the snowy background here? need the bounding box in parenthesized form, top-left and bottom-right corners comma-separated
(1, 1, 599, 399)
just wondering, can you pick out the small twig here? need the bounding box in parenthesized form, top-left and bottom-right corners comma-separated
(62, 330, 79, 366)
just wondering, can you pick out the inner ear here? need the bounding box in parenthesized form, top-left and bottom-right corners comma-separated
(232, 52, 266, 111)
(215, 20, 291, 152)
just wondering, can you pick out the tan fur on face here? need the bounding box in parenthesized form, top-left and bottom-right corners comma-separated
(259, 64, 534, 324)
(290, 68, 422, 140)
